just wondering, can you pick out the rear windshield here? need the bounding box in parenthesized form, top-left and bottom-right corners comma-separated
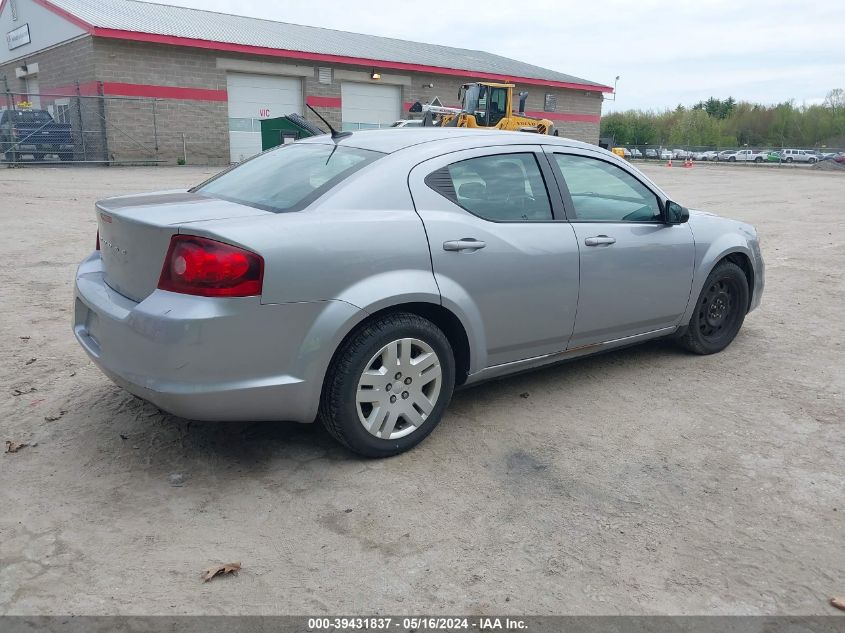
(195, 143, 383, 213)
(2, 110, 53, 124)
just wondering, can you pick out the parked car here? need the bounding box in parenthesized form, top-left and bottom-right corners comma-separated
(0, 108, 74, 161)
(672, 149, 692, 159)
(391, 120, 423, 128)
(834, 153, 845, 165)
(630, 148, 642, 158)
(730, 149, 768, 163)
(659, 149, 673, 160)
(713, 150, 737, 162)
(645, 148, 658, 158)
(765, 151, 782, 163)
(692, 150, 717, 161)
(779, 149, 817, 163)
(73, 130, 764, 456)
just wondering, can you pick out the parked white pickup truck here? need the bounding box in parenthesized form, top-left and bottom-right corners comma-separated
(730, 149, 768, 163)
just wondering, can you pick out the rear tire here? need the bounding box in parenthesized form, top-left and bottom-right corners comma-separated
(754, 157, 762, 163)
(678, 261, 749, 355)
(319, 312, 455, 457)
(786, 157, 793, 163)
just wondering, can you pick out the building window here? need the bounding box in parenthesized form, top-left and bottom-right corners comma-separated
(544, 93, 557, 112)
(318, 67, 332, 84)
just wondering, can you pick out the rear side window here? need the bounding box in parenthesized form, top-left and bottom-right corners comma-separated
(195, 143, 383, 213)
(426, 153, 553, 222)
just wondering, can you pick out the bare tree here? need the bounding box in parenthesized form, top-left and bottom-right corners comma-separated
(824, 88, 844, 112)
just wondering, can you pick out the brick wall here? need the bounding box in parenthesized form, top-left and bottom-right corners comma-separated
(0, 36, 96, 96)
(92, 39, 229, 165)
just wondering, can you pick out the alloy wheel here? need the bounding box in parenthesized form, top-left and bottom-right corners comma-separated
(356, 338, 442, 440)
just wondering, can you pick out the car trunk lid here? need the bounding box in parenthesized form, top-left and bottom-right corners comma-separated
(96, 191, 269, 302)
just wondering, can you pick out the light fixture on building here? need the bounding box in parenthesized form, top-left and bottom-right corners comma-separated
(424, 83, 434, 89)
(370, 69, 381, 81)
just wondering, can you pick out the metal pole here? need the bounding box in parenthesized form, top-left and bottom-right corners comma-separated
(3, 75, 18, 163)
(97, 81, 109, 163)
(182, 133, 187, 165)
(75, 81, 87, 160)
(152, 98, 159, 156)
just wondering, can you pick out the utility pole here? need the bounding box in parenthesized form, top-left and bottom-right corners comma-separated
(3, 74, 18, 164)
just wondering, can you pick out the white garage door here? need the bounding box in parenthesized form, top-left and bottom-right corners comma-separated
(341, 82, 401, 131)
(226, 73, 302, 163)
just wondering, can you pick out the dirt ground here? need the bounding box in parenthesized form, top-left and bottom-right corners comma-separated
(0, 162, 843, 616)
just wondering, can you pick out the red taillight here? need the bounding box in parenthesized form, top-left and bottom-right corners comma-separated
(157, 235, 264, 297)
(96, 230, 100, 250)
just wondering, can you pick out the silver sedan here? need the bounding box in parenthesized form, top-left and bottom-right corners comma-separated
(74, 129, 764, 456)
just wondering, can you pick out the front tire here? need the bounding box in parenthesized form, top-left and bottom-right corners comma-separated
(319, 312, 455, 457)
(678, 261, 749, 355)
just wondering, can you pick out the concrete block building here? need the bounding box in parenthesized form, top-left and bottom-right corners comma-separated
(1, 0, 611, 165)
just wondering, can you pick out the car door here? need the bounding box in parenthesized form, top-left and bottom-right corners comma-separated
(408, 146, 580, 368)
(544, 148, 696, 349)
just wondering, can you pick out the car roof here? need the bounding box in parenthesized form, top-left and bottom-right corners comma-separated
(297, 128, 600, 155)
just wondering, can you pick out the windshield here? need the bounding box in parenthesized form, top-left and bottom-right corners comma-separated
(195, 143, 384, 213)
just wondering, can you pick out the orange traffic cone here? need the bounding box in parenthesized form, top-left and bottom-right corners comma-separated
(684, 157, 693, 168)
(666, 158, 673, 167)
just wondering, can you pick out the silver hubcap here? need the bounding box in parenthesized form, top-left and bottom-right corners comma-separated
(356, 338, 442, 440)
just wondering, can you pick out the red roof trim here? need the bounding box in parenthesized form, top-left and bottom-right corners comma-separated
(306, 95, 341, 108)
(33, 0, 95, 31)
(85, 28, 612, 93)
(103, 82, 228, 101)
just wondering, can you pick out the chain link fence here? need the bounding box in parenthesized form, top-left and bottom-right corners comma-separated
(2, 86, 226, 166)
(608, 143, 845, 166)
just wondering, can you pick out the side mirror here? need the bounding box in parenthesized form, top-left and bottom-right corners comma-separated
(665, 201, 689, 224)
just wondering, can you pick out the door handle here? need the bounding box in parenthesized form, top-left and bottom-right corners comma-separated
(443, 238, 487, 252)
(584, 235, 616, 246)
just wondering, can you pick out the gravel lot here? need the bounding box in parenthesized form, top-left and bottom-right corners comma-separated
(1, 163, 843, 616)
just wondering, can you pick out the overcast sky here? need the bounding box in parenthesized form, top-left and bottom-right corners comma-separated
(147, 0, 844, 112)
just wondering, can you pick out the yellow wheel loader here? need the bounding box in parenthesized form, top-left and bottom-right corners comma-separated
(409, 82, 557, 135)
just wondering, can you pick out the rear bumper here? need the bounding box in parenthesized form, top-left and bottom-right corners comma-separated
(73, 253, 362, 422)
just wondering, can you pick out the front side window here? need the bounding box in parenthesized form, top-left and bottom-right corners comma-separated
(427, 153, 553, 222)
(195, 143, 383, 213)
(553, 154, 661, 222)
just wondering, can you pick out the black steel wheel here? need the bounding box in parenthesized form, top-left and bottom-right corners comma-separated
(679, 261, 749, 354)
